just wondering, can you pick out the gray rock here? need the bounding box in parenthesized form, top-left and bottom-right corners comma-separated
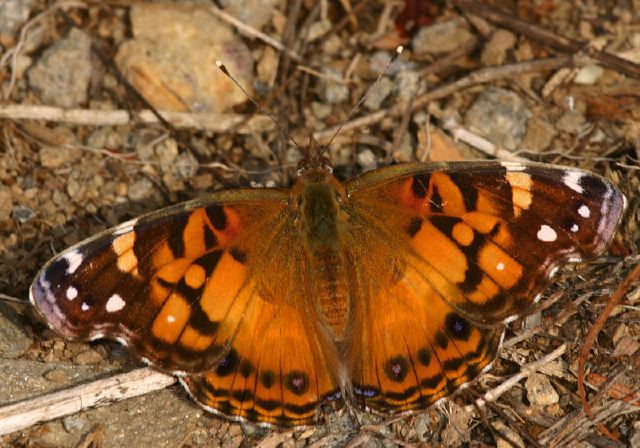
(116, 3, 253, 113)
(556, 110, 587, 134)
(464, 87, 532, 151)
(526, 372, 560, 406)
(413, 20, 475, 55)
(11, 204, 36, 223)
(171, 151, 199, 181)
(0, 0, 35, 40)
(128, 178, 155, 201)
(320, 68, 349, 104)
(0, 303, 32, 359)
(28, 28, 92, 108)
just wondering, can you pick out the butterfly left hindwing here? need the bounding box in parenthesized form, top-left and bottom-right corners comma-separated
(30, 160, 626, 426)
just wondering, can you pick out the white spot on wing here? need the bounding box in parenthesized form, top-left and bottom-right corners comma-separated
(537, 225, 557, 242)
(167, 315, 176, 323)
(113, 218, 138, 236)
(578, 204, 590, 218)
(562, 171, 584, 194)
(64, 250, 83, 274)
(501, 162, 527, 171)
(496, 262, 505, 271)
(81, 302, 90, 311)
(571, 223, 579, 233)
(66, 286, 78, 301)
(105, 293, 126, 313)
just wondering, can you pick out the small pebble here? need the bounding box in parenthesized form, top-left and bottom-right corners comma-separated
(526, 372, 559, 406)
(363, 76, 393, 110)
(39, 146, 80, 169)
(11, 204, 36, 223)
(74, 348, 103, 365)
(320, 68, 349, 104)
(464, 87, 531, 151)
(574, 64, 604, 85)
(44, 368, 69, 384)
(412, 20, 475, 55)
(556, 110, 587, 134)
(62, 414, 89, 432)
(128, 178, 155, 201)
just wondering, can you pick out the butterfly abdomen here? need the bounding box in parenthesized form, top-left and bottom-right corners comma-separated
(306, 251, 352, 341)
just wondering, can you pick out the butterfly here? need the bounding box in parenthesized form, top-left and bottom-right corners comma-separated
(30, 157, 626, 427)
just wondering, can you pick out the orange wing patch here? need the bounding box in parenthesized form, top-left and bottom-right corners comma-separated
(182, 296, 341, 426)
(348, 261, 501, 413)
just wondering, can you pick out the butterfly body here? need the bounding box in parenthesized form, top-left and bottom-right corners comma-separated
(30, 160, 626, 427)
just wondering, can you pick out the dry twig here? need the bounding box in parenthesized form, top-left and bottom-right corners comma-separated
(0, 368, 175, 436)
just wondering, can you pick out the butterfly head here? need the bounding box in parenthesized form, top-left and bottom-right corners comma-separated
(296, 137, 333, 179)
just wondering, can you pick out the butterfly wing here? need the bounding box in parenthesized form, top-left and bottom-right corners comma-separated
(343, 161, 625, 413)
(30, 188, 341, 426)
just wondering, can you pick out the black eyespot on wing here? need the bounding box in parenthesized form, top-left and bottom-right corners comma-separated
(417, 347, 431, 366)
(284, 370, 309, 396)
(445, 313, 471, 341)
(435, 331, 448, 349)
(383, 355, 410, 382)
(238, 359, 254, 378)
(215, 348, 239, 377)
(260, 370, 275, 389)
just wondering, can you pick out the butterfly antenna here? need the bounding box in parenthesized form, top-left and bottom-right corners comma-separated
(216, 61, 303, 153)
(319, 46, 404, 156)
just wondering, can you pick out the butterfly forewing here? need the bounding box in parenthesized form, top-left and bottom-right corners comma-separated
(346, 161, 626, 324)
(30, 189, 292, 370)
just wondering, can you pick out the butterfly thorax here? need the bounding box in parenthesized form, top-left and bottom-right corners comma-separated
(294, 173, 352, 340)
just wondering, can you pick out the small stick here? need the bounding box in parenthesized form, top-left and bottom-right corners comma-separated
(0, 104, 272, 133)
(464, 343, 566, 413)
(208, 5, 301, 62)
(0, 367, 176, 436)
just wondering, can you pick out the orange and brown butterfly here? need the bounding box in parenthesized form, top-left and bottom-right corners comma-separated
(30, 149, 626, 427)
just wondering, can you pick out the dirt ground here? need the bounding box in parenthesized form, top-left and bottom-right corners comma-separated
(0, 0, 639, 447)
